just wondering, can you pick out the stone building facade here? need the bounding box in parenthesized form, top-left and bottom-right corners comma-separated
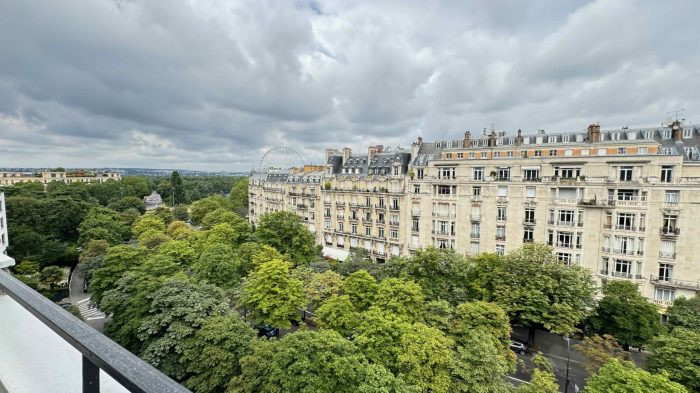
(0, 193, 14, 268)
(0, 171, 121, 186)
(249, 122, 700, 305)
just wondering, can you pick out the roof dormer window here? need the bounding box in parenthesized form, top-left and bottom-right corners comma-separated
(683, 128, 692, 138)
(548, 136, 556, 143)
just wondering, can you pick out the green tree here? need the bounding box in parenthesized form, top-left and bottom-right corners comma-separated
(374, 278, 425, 320)
(304, 270, 344, 309)
(201, 208, 251, 244)
(516, 369, 558, 393)
(138, 279, 229, 380)
(665, 295, 700, 332)
(574, 334, 628, 376)
(424, 300, 453, 332)
(229, 177, 249, 217)
(172, 205, 189, 221)
(255, 211, 319, 265)
(154, 240, 197, 267)
(193, 243, 242, 291)
(584, 359, 688, 393)
(451, 301, 511, 344)
(354, 307, 411, 371)
(231, 329, 397, 393)
(137, 229, 170, 249)
(481, 244, 596, 339)
(238, 259, 305, 328)
(107, 196, 146, 214)
(316, 295, 360, 337)
(40, 265, 64, 288)
(647, 327, 700, 391)
(77, 206, 129, 246)
(131, 214, 166, 238)
(449, 331, 516, 393)
(190, 195, 230, 225)
(342, 269, 378, 311)
(79, 239, 110, 263)
(396, 323, 452, 393)
(181, 313, 256, 393)
(14, 260, 40, 275)
(392, 247, 471, 304)
(167, 220, 196, 241)
(152, 206, 175, 225)
(170, 171, 185, 205)
(588, 281, 662, 349)
(89, 245, 147, 304)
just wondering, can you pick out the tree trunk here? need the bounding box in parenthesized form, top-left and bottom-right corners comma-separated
(528, 326, 536, 347)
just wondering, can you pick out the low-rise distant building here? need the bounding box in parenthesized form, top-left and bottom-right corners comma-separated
(143, 191, 163, 210)
(0, 170, 121, 186)
(0, 192, 14, 268)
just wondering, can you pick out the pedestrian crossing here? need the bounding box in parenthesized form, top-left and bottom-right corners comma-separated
(75, 297, 106, 320)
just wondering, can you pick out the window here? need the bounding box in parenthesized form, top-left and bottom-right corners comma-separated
(497, 206, 507, 221)
(598, 148, 607, 156)
(534, 150, 542, 157)
(616, 213, 635, 230)
(613, 259, 632, 277)
(645, 130, 653, 139)
(525, 186, 536, 198)
(378, 227, 384, 238)
(351, 224, 357, 234)
(655, 288, 675, 302)
(558, 167, 580, 179)
(439, 167, 456, 179)
(524, 228, 534, 242)
(497, 167, 510, 180)
(548, 136, 556, 143)
(683, 127, 692, 138)
(390, 229, 398, 239)
(619, 166, 633, 181)
(437, 185, 452, 195)
(391, 198, 399, 210)
(412, 217, 419, 232)
(665, 191, 679, 203)
(618, 147, 627, 154)
(414, 185, 420, 194)
(559, 210, 574, 225)
(564, 149, 573, 157)
(468, 152, 475, 159)
(547, 230, 554, 246)
(470, 242, 479, 255)
(417, 169, 424, 179)
(494, 152, 501, 158)
(390, 214, 399, 225)
(495, 244, 505, 255)
(496, 226, 506, 240)
(338, 222, 344, 232)
(471, 222, 480, 238)
(446, 153, 452, 159)
(557, 252, 572, 264)
(365, 196, 371, 207)
(481, 152, 487, 159)
(457, 152, 464, 158)
(557, 232, 573, 248)
(549, 149, 558, 156)
(658, 263, 673, 281)
(661, 166, 673, 183)
(662, 129, 672, 139)
(524, 208, 535, 224)
(562, 135, 570, 143)
(507, 151, 514, 157)
(473, 167, 484, 181)
(662, 214, 678, 232)
(324, 208, 331, 217)
(473, 186, 481, 196)
(660, 240, 676, 258)
(523, 169, 540, 181)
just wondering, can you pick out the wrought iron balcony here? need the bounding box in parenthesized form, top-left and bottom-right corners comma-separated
(649, 275, 700, 290)
(0, 269, 190, 393)
(660, 227, 680, 236)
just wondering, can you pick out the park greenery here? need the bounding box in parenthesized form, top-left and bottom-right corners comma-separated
(4, 174, 699, 392)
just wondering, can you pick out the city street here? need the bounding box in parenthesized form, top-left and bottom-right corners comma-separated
(68, 264, 108, 332)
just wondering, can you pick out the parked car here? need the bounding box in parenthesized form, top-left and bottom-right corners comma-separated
(509, 340, 528, 355)
(256, 325, 279, 339)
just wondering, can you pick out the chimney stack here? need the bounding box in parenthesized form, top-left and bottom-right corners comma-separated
(516, 129, 523, 146)
(488, 130, 497, 147)
(463, 131, 471, 147)
(587, 123, 601, 143)
(368, 145, 384, 160)
(672, 121, 683, 141)
(342, 147, 352, 165)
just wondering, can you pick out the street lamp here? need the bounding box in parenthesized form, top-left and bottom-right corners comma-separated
(564, 336, 571, 393)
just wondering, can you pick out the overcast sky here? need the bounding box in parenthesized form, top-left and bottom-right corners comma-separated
(1, 0, 699, 171)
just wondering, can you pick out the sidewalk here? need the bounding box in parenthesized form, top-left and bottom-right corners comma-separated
(68, 264, 109, 332)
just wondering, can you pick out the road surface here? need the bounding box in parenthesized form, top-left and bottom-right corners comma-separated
(68, 264, 109, 332)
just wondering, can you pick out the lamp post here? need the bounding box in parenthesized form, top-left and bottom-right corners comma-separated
(564, 336, 571, 393)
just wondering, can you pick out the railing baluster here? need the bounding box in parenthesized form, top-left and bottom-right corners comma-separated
(83, 356, 100, 393)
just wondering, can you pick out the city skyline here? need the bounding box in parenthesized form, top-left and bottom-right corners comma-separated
(1, 0, 700, 171)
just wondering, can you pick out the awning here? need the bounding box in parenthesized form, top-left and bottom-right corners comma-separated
(322, 246, 349, 261)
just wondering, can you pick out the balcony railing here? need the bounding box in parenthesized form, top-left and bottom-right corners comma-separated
(660, 227, 680, 236)
(0, 269, 190, 393)
(659, 251, 676, 259)
(523, 219, 536, 225)
(471, 214, 482, 221)
(649, 275, 700, 290)
(495, 235, 506, 241)
(470, 233, 480, 239)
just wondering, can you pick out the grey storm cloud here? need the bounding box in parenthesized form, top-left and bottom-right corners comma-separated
(0, 0, 699, 171)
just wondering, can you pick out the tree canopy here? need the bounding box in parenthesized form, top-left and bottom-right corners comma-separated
(255, 211, 319, 265)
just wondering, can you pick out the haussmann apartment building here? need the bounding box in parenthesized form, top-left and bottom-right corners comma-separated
(249, 121, 700, 307)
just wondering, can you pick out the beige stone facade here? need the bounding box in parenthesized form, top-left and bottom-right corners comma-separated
(0, 192, 14, 268)
(0, 171, 122, 186)
(249, 123, 700, 306)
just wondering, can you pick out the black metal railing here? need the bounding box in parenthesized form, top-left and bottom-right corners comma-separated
(0, 269, 190, 393)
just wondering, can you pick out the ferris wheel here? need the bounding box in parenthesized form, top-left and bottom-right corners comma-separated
(258, 146, 305, 171)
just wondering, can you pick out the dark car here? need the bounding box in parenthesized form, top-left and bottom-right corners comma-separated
(256, 325, 279, 339)
(509, 340, 528, 355)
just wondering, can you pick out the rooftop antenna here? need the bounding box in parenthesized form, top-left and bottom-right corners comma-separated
(667, 108, 686, 122)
